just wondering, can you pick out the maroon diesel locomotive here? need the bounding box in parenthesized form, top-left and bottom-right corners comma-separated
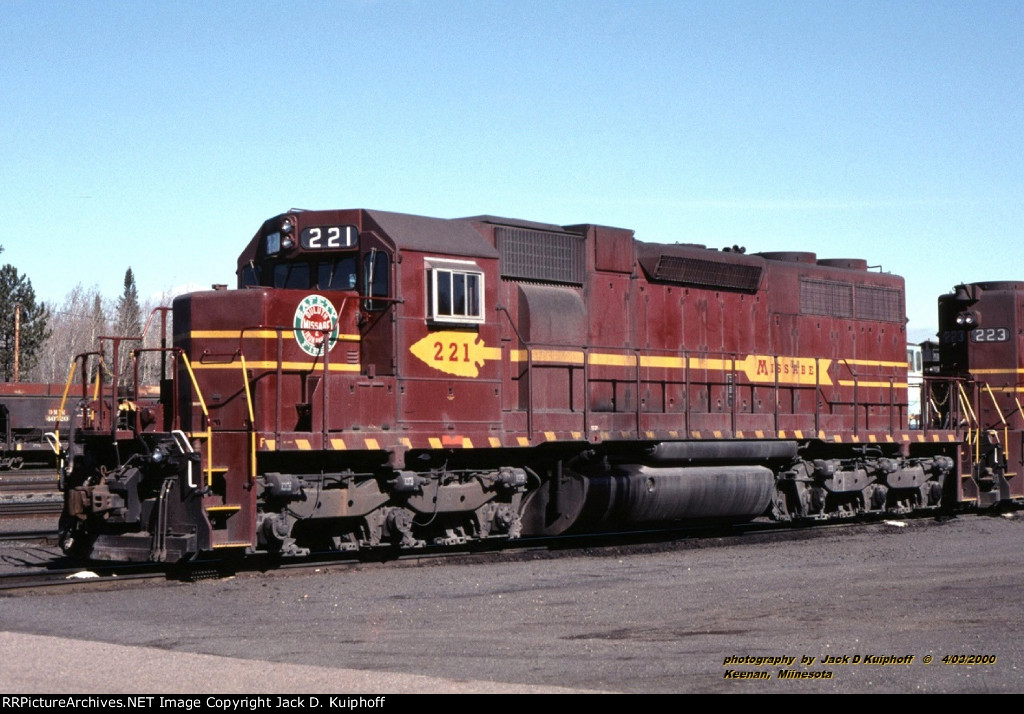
(54, 208, 1013, 562)
(929, 281, 1024, 507)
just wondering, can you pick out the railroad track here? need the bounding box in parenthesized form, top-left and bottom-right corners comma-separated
(0, 510, 945, 593)
(0, 468, 59, 493)
(0, 494, 63, 520)
(2, 505, 1018, 594)
(0, 467, 63, 522)
(0, 518, 837, 593)
(0, 562, 170, 592)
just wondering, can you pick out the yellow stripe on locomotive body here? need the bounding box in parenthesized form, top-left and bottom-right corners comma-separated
(190, 361, 361, 372)
(411, 338, 906, 390)
(189, 329, 361, 342)
(841, 358, 907, 368)
(838, 380, 910, 388)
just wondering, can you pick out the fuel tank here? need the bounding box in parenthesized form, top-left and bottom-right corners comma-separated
(521, 463, 775, 536)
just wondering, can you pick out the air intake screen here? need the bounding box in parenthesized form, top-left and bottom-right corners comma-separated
(652, 256, 762, 293)
(801, 279, 903, 322)
(497, 227, 584, 285)
(856, 285, 903, 323)
(800, 279, 854, 317)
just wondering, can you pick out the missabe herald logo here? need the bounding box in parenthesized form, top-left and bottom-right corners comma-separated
(293, 295, 339, 357)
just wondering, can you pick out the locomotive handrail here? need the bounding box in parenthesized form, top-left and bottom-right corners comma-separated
(773, 351, 780, 436)
(483, 313, 904, 442)
(99, 334, 143, 435)
(731, 356, 737, 435)
(234, 313, 347, 460)
(982, 382, 1009, 469)
(838, 359, 860, 435)
(126, 345, 175, 433)
(240, 354, 257, 482)
(684, 348, 691, 435)
(983, 383, 1007, 427)
(178, 353, 214, 487)
(170, 429, 198, 490)
(833, 357, 910, 435)
(889, 374, 896, 436)
(53, 358, 78, 443)
(634, 348, 642, 436)
(57, 352, 108, 434)
(66, 308, 171, 437)
(1014, 395, 1024, 474)
(921, 372, 964, 432)
(494, 305, 533, 437)
(956, 382, 979, 462)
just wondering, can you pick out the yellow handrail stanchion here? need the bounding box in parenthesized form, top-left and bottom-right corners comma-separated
(983, 383, 1008, 463)
(240, 354, 257, 482)
(53, 359, 78, 449)
(956, 383, 977, 462)
(179, 354, 213, 487)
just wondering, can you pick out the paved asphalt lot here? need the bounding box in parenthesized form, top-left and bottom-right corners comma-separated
(1, 512, 1022, 694)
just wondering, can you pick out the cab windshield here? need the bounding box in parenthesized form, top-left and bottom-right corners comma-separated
(270, 257, 357, 290)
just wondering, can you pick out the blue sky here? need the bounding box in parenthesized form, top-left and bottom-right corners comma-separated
(2, 0, 1021, 342)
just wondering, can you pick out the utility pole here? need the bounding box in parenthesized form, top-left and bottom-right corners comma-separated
(13, 303, 20, 382)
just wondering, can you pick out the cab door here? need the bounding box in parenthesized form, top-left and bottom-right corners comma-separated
(359, 236, 396, 378)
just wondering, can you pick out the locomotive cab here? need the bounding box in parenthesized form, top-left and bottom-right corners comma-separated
(238, 213, 360, 291)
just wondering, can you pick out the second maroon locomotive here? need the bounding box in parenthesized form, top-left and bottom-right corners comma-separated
(58, 208, 981, 562)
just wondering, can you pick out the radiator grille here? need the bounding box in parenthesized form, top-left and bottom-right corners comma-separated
(497, 227, 584, 285)
(856, 285, 903, 323)
(800, 279, 853, 317)
(652, 256, 762, 292)
(800, 279, 903, 322)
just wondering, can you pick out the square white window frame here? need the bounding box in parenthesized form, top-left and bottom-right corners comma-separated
(425, 257, 485, 324)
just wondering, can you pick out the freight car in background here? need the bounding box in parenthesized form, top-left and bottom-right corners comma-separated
(53, 208, 1020, 563)
(0, 383, 72, 470)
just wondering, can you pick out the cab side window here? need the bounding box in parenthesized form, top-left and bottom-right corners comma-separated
(427, 260, 484, 323)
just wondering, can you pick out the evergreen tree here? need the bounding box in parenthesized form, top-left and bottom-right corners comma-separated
(90, 291, 108, 383)
(0, 264, 50, 382)
(115, 268, 143, 386)
(116, 268, 142, 336)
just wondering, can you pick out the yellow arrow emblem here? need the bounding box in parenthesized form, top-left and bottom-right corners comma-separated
(409, 331, 502, 378)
